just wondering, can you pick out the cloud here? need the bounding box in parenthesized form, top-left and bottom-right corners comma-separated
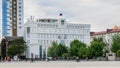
(1, 0, 120, 32)
(24, 0, 46, 21)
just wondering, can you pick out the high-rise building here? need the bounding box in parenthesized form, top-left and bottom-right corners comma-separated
(2, 0, 24, 37)
(0, 0, 2, 41)
(0, 0, 2, 56)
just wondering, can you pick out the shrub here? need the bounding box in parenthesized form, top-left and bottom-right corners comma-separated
(117, 50, 120, 58)
(73, 56, 76, 60)
(62, 53, 68, 59)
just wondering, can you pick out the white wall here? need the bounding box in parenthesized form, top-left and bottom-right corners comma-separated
(17, 0, 24, 36)
(29, 44, 39, 58)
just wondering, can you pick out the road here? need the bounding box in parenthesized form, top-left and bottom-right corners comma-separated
(0, 61, 120, 68)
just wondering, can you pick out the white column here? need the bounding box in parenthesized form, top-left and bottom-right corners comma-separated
(46, 44, 48, 59)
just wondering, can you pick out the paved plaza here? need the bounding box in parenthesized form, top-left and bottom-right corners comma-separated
(0, 61, 120, 68)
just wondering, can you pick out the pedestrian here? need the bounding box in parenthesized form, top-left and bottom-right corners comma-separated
(76, 57, 79, 62)
(31, 53, 34, 62)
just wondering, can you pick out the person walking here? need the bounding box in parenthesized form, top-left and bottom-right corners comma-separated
(31, 53, 34, 62)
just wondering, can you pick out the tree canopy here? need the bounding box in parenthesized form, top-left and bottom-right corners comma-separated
(57, 44, 68, 57)
(68, 40, 87, 58)
(90, 37, 105, 58)
(117, 50, 120, 58)
(111, 34, 120, 54)
(48, 41, 58, 58)
(7, 45, 19, 57)
(7, 38, 26, 57)
(48, 41, 68, 58)
(47, 38, 106, 59)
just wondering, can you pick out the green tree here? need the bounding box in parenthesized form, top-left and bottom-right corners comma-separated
(57, 44, 68, 57)
(7, 45, 19, 57)
(48, 42, 68, 58)
(7, 38, 26, 57)
(111, 34, 120, 54)
(62, 53, 68, 59)
(117, 50, 120, 58)
(78, 47, 90, 59)
(87, 46, 93, 58)
(90, 41, 104, 58)
(90, 37, 106, 58)
(68, 40, 87, 57)
(48, 41, 59, 58)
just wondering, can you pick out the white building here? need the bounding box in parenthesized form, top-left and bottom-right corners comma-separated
(1, 0, 24, 37)
(24, 17, 90, 59)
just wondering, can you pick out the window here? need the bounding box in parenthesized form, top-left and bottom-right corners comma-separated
(48, 19, 50, 22)
(13, 1, 16, 4)
(14, 26, 16, 29)
(13, 22, 16, 24)
(13, 18, 16, 20)
(9, 22, 12, 24)
(19, 10, 21, 12)
(19, 6, 21, 8)
(19, 22, 21, 24)
(61, 20, 65, 23)
(27, 27, 30, 33)
(19, 2, 21, 4)
(41, 34, 43, 38)
(13, 14, 16, 16)
(19, 26, 21, 28)
(44, 40, 45, 43)
(7, 29, 11, 30)
(13, 10, 16, 12)
(19, 18, 21, 20)
(44, 24, 46, 27)
(13, 6, 16, 8)
(7, 33, 9, 35)
(9, 5, 12, 8)
(19, 14, 21, 16)
(10, 17, 12, 20)
(9, 26, 12, 28)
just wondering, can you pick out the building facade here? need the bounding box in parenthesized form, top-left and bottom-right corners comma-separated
(24, 17, 90, 59)
(2, 0, 24, 37)
(90, 26, 120, 53)
(0, 0, 2, 41)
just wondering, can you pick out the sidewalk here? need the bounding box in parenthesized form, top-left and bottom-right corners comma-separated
(0, 61, 120, 68)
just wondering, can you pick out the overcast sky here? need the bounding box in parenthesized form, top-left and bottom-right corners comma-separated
(1, 0, 120, 32)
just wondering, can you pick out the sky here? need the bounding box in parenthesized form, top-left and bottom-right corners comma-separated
(1, 0, 120, 32)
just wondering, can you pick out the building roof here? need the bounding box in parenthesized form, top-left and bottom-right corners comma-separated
(91, 29, 120, 36)
(36, 18, 58, 23)
(4, 36, 23, 41)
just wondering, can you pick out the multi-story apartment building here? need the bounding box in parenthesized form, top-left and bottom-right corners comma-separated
(2, 0, 24, 37)
(0, 0, 24, 59)
(24, 16, 90, 59)
(90, 26, 120, 52)
(0, 0, 2, 41)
